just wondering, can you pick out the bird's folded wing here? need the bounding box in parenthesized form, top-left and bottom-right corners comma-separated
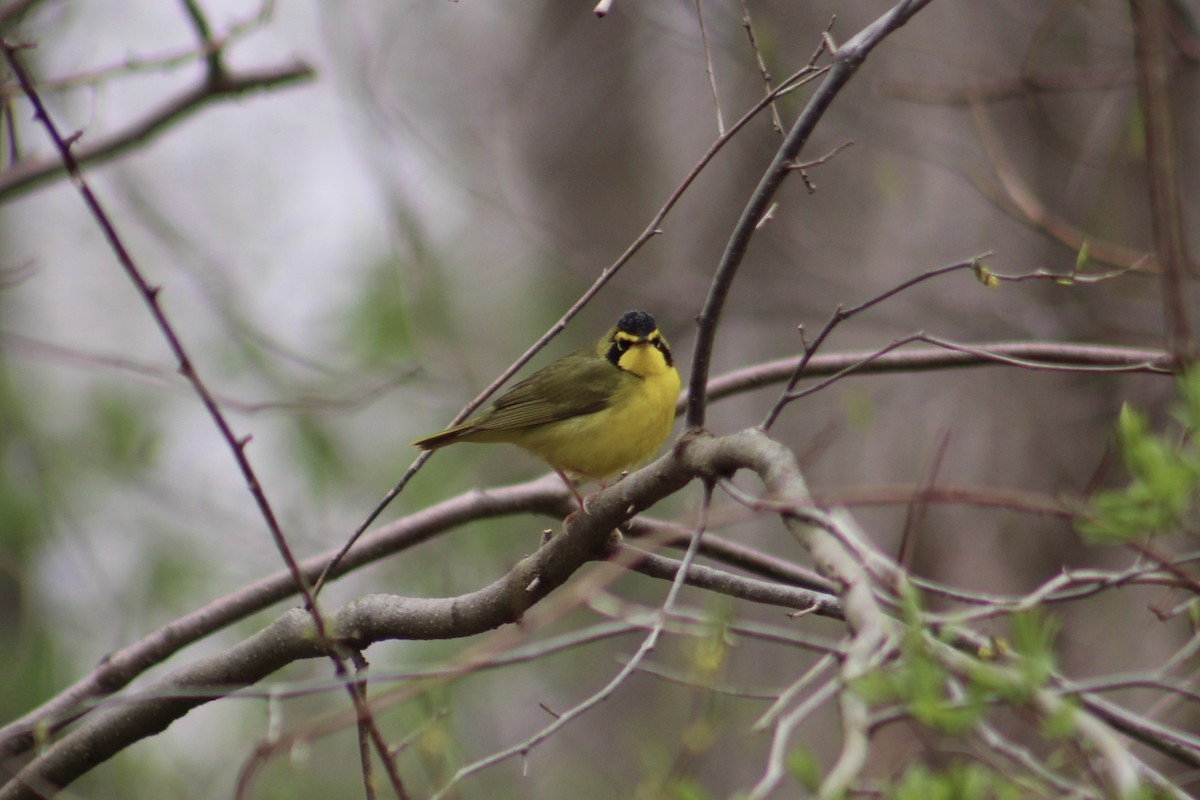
(473, 351, 620, 430)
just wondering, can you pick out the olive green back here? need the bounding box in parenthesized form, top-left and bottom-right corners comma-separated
(413, 341, 630, 448)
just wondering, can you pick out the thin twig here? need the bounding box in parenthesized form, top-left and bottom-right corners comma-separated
(780, 331, 1170, 410)
(687, 0, 934, 431)
(1130, 0, 1195, 362)
(1, 47, 419, 799)
(350, 652, 379, 800)
(178, 0, 223, 79)
(621, 656, 781, 699)
(968, 97, 1167, 273)
(428, 474, 718, 799)
(789, 139, 855, 171)
(349, 651, 410, 800)
(760, 254, 992, 430)
(896, 428, 951, 567)
(0, 39, 372, 775)
(739, 0, 784, 133)
(5, 28, 399, 790)
(1, 38, 325, 621)
(693, 0, 725, 135)
(0, 24, 259, 95)
(752, 652, 837, 731)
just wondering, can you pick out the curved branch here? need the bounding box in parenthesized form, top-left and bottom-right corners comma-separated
(0, 475, 569, 759)
(699, 341, 1172, 408)
(0, 430, 841, 799)
(618, 542, 839, 613)
(4, 430, 1194, 797)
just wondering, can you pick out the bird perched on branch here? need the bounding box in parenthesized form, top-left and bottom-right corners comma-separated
(413, 310, 681, 505)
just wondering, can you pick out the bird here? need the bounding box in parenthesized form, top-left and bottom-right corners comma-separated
(412, 310, 681, 505)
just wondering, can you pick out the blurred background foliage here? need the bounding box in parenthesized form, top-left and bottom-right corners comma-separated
(1, 0, 1197, 797)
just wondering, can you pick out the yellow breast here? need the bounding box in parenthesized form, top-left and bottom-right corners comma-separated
(413, 310, 682, 482)
(514, 350, 680, 479)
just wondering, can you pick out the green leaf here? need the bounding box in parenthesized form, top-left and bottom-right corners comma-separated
(1040, 697, 1078, 740)
(786, 747, 822, 792)
(1074, 241, 1089, 273)
(887, 763, 1023, 800)
(852, 668, 901, 704)
(1008, 610, 1058, 687)
(1078, 378, 1200, 542)
(667, 778, 714, 800)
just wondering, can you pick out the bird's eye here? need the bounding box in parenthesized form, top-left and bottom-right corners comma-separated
(615, 339, 630, 352)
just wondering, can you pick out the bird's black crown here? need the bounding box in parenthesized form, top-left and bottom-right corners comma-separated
(616, 310, 657, 337)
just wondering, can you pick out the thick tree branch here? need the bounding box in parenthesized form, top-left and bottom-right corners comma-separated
(0, 340, 1168, 762)
(4, 437, 1193, 796)
(0, 475, 570, 759)
(1, 430, 837, 798)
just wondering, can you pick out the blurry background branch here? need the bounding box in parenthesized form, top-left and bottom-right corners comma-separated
(1130, 0, 1195, 362)
(0, 0, 312, 200)
(0, 60, 313, 200)
(0, 0, 45, 28)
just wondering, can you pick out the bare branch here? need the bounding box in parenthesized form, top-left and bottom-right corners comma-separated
(1130, 0, 1196, 362)
(4, 428, 1194, 795)
(0, 430, 840, 798)
(687, 0, 935, 430)
(739, 0, 785, 134)
(0, 35, 332, 646)
(969, 98, 1172, 273)
(617, 542, 841, 617)
(0, 474, 570, 760)
(703, 342, 1171, 411)
(0, 51, 401, 775)
(693, 0, 724, 135)
(0, 60, 314, 201)
(760, 255, 991, 430)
